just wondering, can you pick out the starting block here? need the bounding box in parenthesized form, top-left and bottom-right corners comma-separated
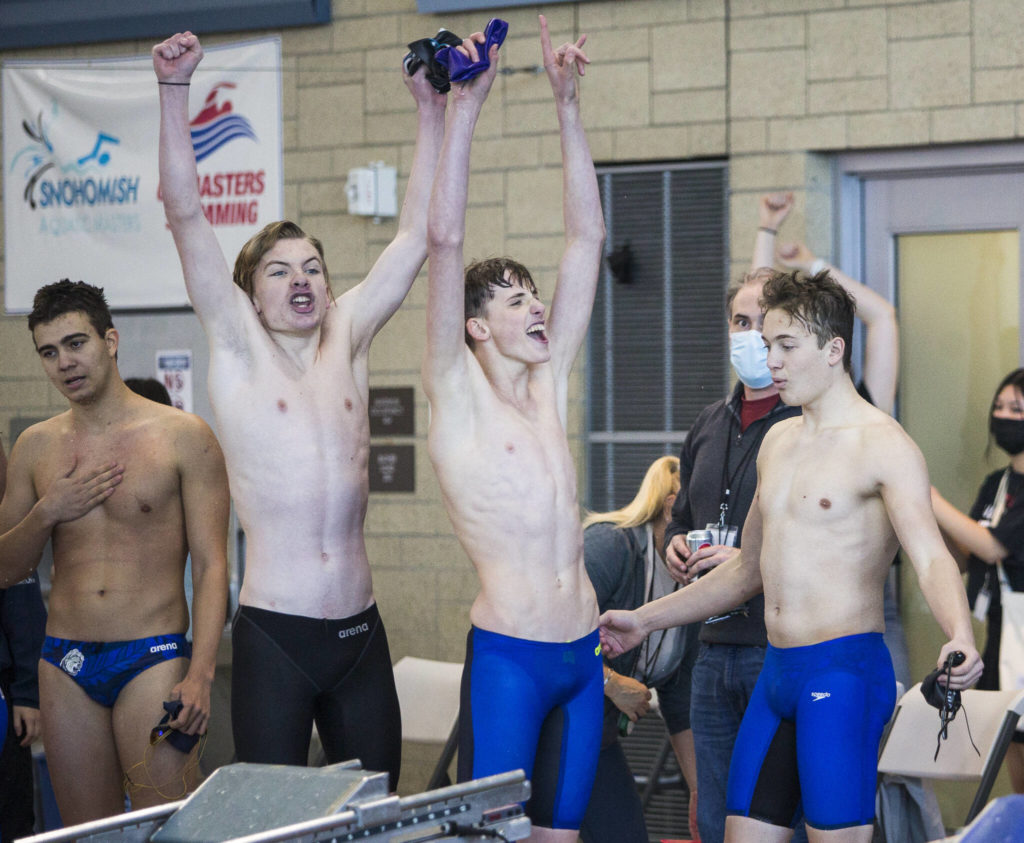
(19, 762, 530, 842)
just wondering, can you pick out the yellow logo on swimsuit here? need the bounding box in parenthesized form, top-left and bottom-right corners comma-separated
(594, 643, 601, 657)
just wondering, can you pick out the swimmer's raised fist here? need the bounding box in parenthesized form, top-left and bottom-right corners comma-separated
(153, 32, 204, 84)
(759, 192, 793, 230)
(777, 241, 815, 273)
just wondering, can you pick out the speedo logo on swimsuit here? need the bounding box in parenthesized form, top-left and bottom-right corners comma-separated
(150, 642, 179, 654)
(60, 648, 85, 677)
(811, 691, 831, 701)
(338, 622, 370, 639)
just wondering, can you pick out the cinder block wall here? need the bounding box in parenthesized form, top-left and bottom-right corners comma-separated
(3, 0, 1024, 798)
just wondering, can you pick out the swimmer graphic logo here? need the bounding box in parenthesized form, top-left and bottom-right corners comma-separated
(10, 110, 134, 212)
(189, 83, 257, 163)
(811, 691, 831, 701)
(60, 648, 85, 677)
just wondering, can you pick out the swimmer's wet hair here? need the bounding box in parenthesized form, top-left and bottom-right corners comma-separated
(463, 257, 537, 349)
(29, 279, 113, 338)
(233, 220, 331, 301)
(760, 269, 856, 372)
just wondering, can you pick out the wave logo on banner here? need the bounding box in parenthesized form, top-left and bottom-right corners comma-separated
(11, 109, 136, 212)
(190, 82, 256, 163)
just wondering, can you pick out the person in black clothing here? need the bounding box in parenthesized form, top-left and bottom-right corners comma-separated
(931, 367, 1024, 793)
(0, 440, 48, 841)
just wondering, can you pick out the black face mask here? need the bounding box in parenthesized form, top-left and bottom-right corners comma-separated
(990, 416, 1024, 456)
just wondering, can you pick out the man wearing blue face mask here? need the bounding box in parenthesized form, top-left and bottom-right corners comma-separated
(663, 193, 899, 843)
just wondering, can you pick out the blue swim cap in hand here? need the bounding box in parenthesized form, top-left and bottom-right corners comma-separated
(435, 18, 509, 84)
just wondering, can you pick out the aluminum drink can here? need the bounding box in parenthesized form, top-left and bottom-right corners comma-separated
(686, 529, 714, 554)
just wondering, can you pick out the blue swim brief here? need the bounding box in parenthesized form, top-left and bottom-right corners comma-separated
(726, 632, 896, 831)
(42, 634, 192, 708)
(457, 626, 603, 831)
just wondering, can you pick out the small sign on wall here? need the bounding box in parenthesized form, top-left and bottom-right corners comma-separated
(368, 387, 414, 437)
(156, 349, 193, 412)
(369, 445, 415, 493)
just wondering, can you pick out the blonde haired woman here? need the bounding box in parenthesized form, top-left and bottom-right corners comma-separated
(579, 455, 700, 843)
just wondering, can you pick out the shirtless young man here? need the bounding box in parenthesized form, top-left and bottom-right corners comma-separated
(423, 18, 605, 842)
(602, 271, 982, 843)
(153, 32, 445, 785)
(0, 280, 229, 825)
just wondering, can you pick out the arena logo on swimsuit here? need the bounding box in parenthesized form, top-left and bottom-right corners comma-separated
(338, 623, 369, 639)
(149, 642, 179, 654)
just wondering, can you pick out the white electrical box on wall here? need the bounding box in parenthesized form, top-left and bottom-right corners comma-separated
(345, 161, 397, 219)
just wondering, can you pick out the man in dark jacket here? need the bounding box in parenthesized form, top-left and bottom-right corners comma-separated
(0, 440, 47, 840)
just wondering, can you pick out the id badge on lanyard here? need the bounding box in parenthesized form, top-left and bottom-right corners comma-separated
(706, 523, 739, 547)
(707, 500, 739, 547)
(703, 502, 746, 624)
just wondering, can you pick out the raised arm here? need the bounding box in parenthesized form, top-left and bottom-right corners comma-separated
(0, 431, 122, 588)
(778, 242, 899, 413)
(541, 15, 606, 384)
(750, 192, 793, 272)
(154, 32, 244, 340)
(346, 68, 447, 356)
(168, 417, 229, 736)
(880, 429, 982, 688)
(423, 37, 498, 397)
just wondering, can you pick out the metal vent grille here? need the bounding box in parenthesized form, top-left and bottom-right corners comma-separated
(587, 161, 729, 511)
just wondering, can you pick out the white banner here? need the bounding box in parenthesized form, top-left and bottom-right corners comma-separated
(3, 37, 282, 312)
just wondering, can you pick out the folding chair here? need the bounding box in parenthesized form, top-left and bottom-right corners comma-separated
(876, 682, 1024, 827)
(392, 656, 464, 790)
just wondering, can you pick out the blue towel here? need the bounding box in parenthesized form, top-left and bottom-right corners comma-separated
(436, 18, 509, 84)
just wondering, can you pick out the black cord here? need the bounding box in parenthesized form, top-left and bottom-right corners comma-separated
(933, 656, 980, 761)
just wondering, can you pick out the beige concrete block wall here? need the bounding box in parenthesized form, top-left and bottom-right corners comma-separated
(6, 0, 1024, 797)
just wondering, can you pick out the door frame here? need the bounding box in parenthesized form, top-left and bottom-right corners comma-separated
(835, 142, 1024, 364)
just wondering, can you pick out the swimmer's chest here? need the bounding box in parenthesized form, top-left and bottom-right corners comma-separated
(39, 424, 183, 521)
(761, 430, 880, 523)
(215, 353, 367, 446)
(470, 398, 576, 501)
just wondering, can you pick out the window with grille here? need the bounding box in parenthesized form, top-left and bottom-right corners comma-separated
(586, 162, 729, 511)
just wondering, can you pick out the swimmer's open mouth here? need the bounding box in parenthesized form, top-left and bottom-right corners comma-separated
(290, 293, 314, 312)
(527, 323, 548, 343)
(64, 375, 86, 388)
